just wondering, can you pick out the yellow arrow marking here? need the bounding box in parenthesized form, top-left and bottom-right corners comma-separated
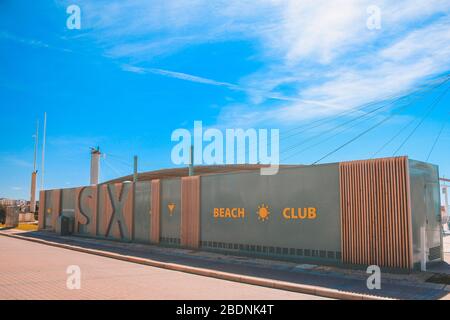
(168, 203, 175, 214)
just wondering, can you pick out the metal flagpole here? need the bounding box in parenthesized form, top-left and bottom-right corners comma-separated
(41, 112, 47, 191)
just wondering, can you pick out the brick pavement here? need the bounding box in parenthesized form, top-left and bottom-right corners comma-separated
(0, 235, 327, 300)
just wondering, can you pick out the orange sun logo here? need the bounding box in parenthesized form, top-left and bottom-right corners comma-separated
(257, 204, 270, 221)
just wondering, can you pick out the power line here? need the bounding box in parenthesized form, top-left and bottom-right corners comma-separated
(281, 73, 450, 142)
(282, 100, 397, 155)
(102, 157, 124, 178)
(311, 115, 394, 165)
(311, 81, 450, 165)
(282, 109, 383, 161)
(371, 79, 450, 158)
(283, 78, 450, 162)
(393, 85, 450, 156)
(104, 153, 134, 168)
(371, 118, 418, 158)
(281, 99, 393, 141)
(281, 75, 450, 158)
(426, 119, 448, 161)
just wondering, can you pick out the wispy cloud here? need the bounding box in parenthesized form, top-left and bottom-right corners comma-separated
(58, 0, 450, 126)
(0, 31, 73, 53)
(121, 64, 241, 90)
(0, 154, 33, 169)
(121, 63, 342, 109)
(47, 135, 105, 159)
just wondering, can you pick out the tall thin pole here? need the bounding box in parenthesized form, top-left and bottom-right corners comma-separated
(443, 185, 449, 218)
(33, 120, 39, 172)
(441, 178, 449, 219)
(133, 155, 138, 183)
(41, 112, 47, 191)
(440, 180, 448, 261)
(189, 145, 194, 176)
(30, 120, 39, 212)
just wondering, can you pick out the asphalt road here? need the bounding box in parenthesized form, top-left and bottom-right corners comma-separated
(0, 236, 327, 300)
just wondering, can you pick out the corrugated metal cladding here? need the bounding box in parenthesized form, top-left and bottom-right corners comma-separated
(38, 190, 45, 229)
(339, 156, 413, 269)
(39, 189, 61, 230)
(160, 179, 182, 245)
(199, 165, 341, 261)
(181, 176, 201, 249)
(52, 190, 62, 229)
(150, 179, 160, 244)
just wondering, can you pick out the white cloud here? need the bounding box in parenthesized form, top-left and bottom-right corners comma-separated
(0, 154, 33, 169)
(60, 0, 450, 126)
(271, 0, 369, 64)
(121, 64, 241, 90)
(121, 64, 342, 108)
(0, 31, 73, 53)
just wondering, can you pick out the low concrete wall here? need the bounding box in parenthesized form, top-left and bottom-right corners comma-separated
(18, 212, 35, 223)
(5, 206, 19, 228)
(200, 164, 341, 263)
(37, 156, 441, 269)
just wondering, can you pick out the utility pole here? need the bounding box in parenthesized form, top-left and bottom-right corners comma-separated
(40, 112, 47, 191)
(29, 120, 39, 213)
(189, 145, 194, 176)
(133, 155, 138, 183)
(439, 177, 449, 261)
(441, 178, 449, 220)
(443, 186, 448, 213)
(90, 146, 101, 185)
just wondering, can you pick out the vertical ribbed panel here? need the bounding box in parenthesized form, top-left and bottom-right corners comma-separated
(150, 180, 161, 244)
(124, 183, 134, 240)
(50, 189, 61, 230)
(339, 156, 413, 269)
(38, 190, 45, 230)
(181, 176, 200, 249)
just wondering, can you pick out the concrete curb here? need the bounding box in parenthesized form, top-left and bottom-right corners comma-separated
(0, 231, 391, 300)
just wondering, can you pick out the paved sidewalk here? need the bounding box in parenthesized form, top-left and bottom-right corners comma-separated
(0, 235, 327, 300)
(1, 229, 449, 300)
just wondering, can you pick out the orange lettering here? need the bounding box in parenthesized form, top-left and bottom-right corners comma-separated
(298, 207, 307, 219)
(308, 207, 317, 219)
(282, 208, 291, 219)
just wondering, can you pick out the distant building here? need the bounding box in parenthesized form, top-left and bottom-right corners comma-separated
(0, 198, 15, 206)
(0, 198, 30, 212)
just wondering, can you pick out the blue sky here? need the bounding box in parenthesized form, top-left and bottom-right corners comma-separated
(1, 0, 449, 199)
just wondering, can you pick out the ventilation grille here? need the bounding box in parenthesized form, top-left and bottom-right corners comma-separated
(160, 237, 180, 245)
(428, 246, 441, 261)
(200, 241, 340, 260)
